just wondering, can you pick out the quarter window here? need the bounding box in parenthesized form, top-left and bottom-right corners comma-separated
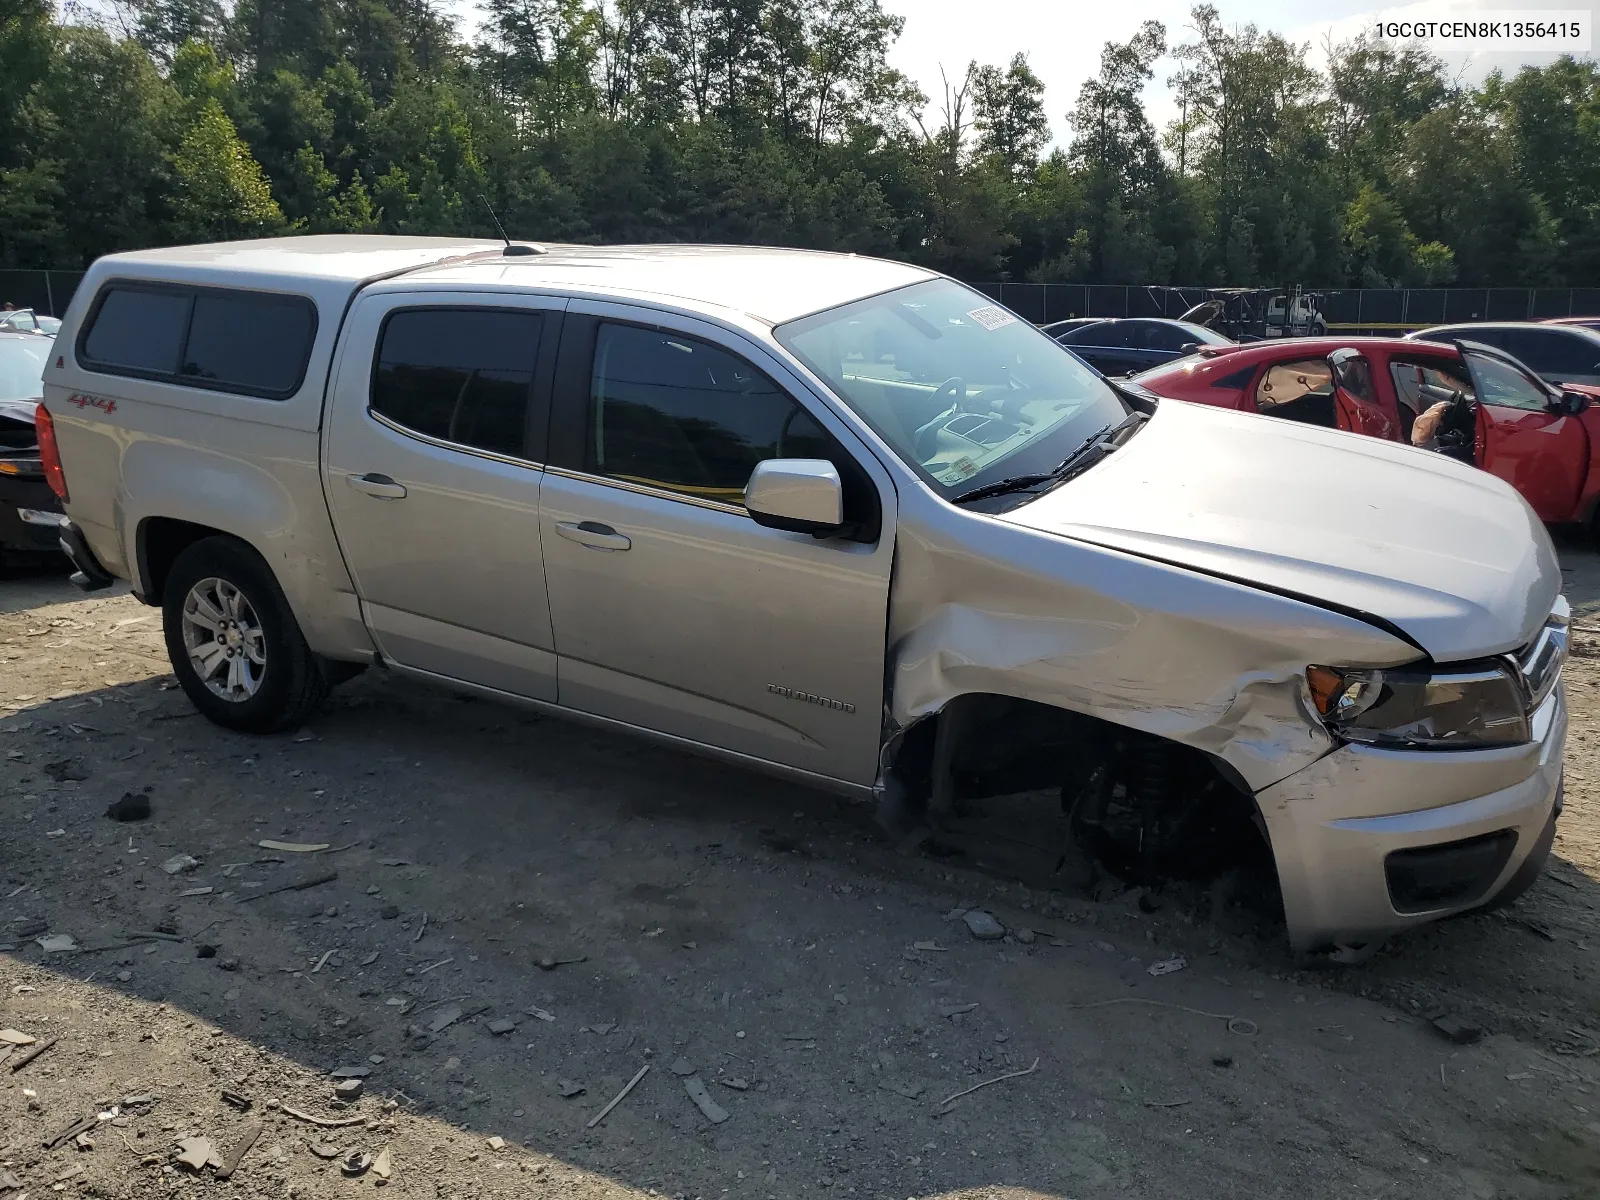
(182, 291, 317, 394)
(1256, 359, 1334, 411)
(586, 323, 828, 506)
(80, 284, 317, 398)
(82, 287, 191, 376)
(371, 309, 542, 458)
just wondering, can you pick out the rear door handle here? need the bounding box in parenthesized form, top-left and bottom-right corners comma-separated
(555, 520, 631, 552)
(347, 472, 407, 499)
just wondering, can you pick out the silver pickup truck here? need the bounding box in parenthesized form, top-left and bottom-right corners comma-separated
(38, 236, 1567, 959)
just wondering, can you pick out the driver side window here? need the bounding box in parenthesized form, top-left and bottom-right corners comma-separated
(586, 322, 830, 508)
(1465, 353, 1551, 413)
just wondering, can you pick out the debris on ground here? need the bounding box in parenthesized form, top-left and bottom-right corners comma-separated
(1148, 956, 1188, 977)
(557, 1079, 585, 1097)
(428, 1005, 464, 1033)
(330, 1066, 371, 1079)
(309, 1143, 342, 1160)
(1431, 1016, 1484, 1046)
(174, 1136, 218, 1170)
(683, 1075, 730, 1124)
(911, 941, 947, 952)
(486, 1018, 516, 1035)
(962, 910, 1005, 940)
(534, 954, 587, 970)
(215, 1120, 262, 1180)
(720, 1077, 750, 1091)
(160, 854, 200, 875)
(1015, 928, 1037, 945)
(104, 792, 150, 822)
(281, 1106, 366, 1129)
(486, 1136, 507, 1151)
(937, 1002, 978, 1019)
(341, 1149, 372, 1177)
(669, 1057, 696, 1076)
(587, 1064, 650, 1129)
(239, 870, 337, 902)
(35, 933, 77, 953)
(221, 1089, 252, 1110)
(44, 759, 89, 782)
(333, 1078, 364, 1101)
(524, 1006, 555, 1022)
(371, 1146, 393, 1181)
(935, 1057, 1041, 1115)
(257, 840, 330, 853)
(0, 1029, 35, 1045)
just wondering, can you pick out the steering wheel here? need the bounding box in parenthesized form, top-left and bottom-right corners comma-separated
(911, 376, 967, 458)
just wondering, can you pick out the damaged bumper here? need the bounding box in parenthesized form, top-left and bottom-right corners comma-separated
(1258, 683, 1566, 957)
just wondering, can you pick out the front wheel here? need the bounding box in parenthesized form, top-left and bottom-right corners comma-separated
(162, 536, 328, 733)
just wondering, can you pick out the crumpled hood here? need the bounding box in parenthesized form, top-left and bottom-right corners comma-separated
(998, 399, 1559, 661)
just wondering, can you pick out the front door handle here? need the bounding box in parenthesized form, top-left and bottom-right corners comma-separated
(555, 520, 631, 552)
(347, 472, 407, 499)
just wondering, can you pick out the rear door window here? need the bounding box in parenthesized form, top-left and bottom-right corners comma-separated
(80, 284, 316, 398)
(371, 308, 543, 458)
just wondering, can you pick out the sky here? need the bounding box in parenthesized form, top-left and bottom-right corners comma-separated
(884, 0, 1596, 144)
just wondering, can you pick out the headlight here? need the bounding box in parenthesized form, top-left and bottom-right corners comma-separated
(1306, 663, 1530, 749)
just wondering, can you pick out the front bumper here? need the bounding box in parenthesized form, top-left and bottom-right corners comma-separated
(1256, 683, 1566, 956)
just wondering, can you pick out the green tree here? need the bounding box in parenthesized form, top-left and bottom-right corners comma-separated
(169, 98, 285, 239)
(971, 53, 1047, 178)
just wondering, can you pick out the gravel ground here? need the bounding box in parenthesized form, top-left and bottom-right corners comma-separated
(1, 547, 1598, 1200)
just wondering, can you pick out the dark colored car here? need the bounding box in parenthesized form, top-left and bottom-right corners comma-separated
(0, 332, 63, 564)
(1052, 318, 1235, 377)
(1040, 317, 1104, 340)
(1545, 316, 1600, 334)
(1409, 322, 1600, 387)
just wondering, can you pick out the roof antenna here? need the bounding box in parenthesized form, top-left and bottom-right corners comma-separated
(480, 195, 537, 257)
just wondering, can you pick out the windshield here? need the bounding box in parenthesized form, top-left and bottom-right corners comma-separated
(775, 279, 1127, 493)
(0, 338, 48, 403)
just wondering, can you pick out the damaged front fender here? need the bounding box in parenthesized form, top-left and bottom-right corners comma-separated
(885, 511, 1422, 794)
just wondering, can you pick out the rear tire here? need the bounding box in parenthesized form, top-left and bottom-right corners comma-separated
(162, 536, 328, 733)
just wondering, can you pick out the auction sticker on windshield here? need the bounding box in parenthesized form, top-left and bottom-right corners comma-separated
(966, 305, 1017, 331)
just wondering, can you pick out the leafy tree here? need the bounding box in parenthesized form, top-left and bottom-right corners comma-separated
(972, 53, 1047, 178)
(169, 98, 285, 239)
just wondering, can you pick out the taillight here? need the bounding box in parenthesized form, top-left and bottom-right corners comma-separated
(35, 403, 69, 503)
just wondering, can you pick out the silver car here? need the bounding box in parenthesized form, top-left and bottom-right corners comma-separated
(39, 237, 1567, 960)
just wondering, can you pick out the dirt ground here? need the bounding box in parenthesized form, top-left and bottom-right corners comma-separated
(2, 544, 1598, 1200)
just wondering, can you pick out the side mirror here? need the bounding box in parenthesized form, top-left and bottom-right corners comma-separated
(1557, 390, 1590, 416)
(1179, 342, 1199, 354)
(745, 459, 843, 536)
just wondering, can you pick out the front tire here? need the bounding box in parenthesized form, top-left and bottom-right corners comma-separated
(162, 536, 328, 733)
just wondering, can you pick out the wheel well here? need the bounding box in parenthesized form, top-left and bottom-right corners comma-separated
(881, 693, 1268, 883)
(137, 518, 235, 606)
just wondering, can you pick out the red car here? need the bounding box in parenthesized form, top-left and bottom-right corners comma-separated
(1130, 336, 1600, 527)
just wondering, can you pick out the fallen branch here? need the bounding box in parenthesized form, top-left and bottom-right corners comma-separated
(126, 930, 183, 943)
(279, 1106, 366, 1129)
(240, 871, 337, 903)
(11, 1036, 59, 1073)
(587, 1064, 650, 1129)
(1063, 997, 1258, 1037)
(935, 1057, 1040, 1114)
